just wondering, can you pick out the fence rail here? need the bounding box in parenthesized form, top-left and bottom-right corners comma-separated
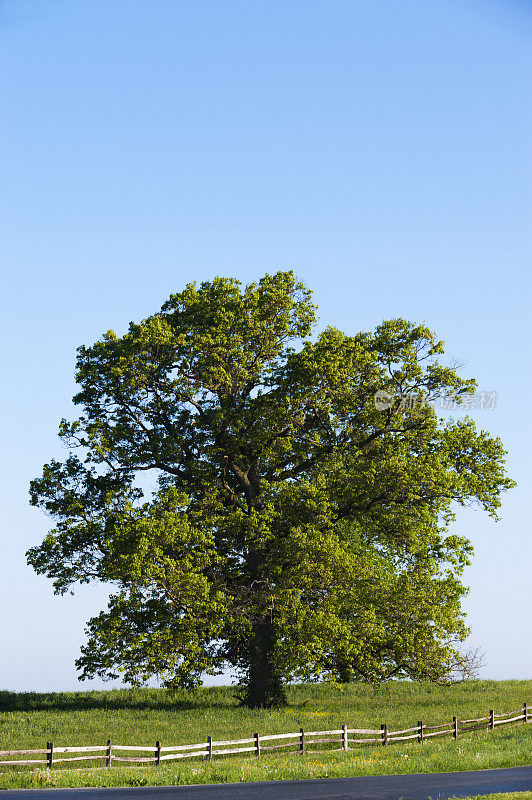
(0, 702, 529, 771)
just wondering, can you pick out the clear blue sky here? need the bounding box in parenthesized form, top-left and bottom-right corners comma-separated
(1, 0, 530, 691)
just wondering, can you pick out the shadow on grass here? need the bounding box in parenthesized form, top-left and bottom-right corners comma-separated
(0, 688, 234, 713)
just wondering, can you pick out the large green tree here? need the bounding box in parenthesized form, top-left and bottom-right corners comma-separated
(28, 272, 514, 707)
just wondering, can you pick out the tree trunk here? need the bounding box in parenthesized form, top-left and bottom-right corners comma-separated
(240, 618, 287, 708)
(239, 533, 287, 708)
(336, 660, 354, 683)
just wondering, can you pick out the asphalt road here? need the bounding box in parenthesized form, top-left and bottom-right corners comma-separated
(2, 767, 531, 800)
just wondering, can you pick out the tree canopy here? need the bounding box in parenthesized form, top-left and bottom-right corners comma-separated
(28, 271, 514, 706)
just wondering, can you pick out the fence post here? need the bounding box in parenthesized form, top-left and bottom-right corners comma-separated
(381, 724, 388, 746)
(206, 736, 213, 761)
(418, 720, 423, 744)
(524, 703, 528, 723)
(254, 732, 260, 757)
(106, 739, 112, 768)
(490, 710, 495, 731)
(300, 728, 305, 755)
(342, 724, 348, 751)
(156, 740, 161, 766)
(453, 716, 458, 739)
(47, 742, 54, 770)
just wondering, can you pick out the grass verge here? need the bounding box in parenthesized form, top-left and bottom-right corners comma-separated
(459, 796, 532, 800)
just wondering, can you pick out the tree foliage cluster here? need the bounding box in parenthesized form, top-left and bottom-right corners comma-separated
(28, 272, 514, 706)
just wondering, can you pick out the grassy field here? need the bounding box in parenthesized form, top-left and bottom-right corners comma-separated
(0, 680, 530, 789)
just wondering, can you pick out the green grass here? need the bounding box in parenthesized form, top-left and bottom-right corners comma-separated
(0, 680, 530, 789)
(458, 796, 532, 800)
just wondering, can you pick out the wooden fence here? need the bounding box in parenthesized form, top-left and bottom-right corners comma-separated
(0, 702, 529, 770)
